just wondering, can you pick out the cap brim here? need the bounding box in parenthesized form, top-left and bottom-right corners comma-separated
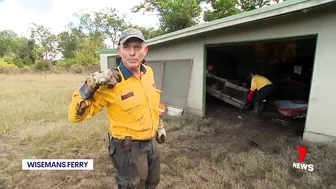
(119, 35, 146, 45)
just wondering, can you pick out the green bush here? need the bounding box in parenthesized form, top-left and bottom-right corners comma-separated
(3, 57, 13, 64)
(0, 58, 17, 68)
(12, 58, 25, 68)
(74, 51, 99, 66)
(70, 64, 85, 73)
(22, 57, 34, 66)
(50, 60, 58, 66)
(1, 56, 33, 68)
(56, 59, 76, 68)
(33, 60, 50, 71)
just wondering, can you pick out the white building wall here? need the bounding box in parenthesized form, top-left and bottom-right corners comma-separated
(100, 54, 109, 70)
(145, 41, 204, 116)
(303, 13, 336, 143)
(145, 4, 336, 142)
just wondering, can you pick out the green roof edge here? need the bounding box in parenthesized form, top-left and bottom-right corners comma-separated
(146, 0, 333, 45)
(96, 0, 334, 52)
(96, 49, 117, 55)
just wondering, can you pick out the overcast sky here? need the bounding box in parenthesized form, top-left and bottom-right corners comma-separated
(0, 0, 160, 37)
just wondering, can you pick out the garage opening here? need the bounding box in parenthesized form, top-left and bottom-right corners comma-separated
(205, 35, 317, 136)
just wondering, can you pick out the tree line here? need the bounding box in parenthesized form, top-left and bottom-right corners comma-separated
(0, 0, 285, 71)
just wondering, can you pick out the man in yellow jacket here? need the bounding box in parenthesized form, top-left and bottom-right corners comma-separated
(246, 72, 274, 115)
(68, 28, 166, 189)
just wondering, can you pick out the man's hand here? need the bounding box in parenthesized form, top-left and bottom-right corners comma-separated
(157, 128, 166, 144)
(86, 68, 122, 91)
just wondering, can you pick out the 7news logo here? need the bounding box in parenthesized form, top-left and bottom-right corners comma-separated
(292, 146, 314, 172)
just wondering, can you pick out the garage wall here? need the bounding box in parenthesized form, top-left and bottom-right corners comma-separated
(145, 41, 204, 115)
(100, 54, 119, 70)
(145, 3, 336, 141)
(145, 60, 193, 110)
(100, 54, 109, 70)
(303, 12, 336, 142)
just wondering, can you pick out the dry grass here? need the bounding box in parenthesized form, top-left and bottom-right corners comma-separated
(0, 73, 336, 189)
(0, 64, 100, 75)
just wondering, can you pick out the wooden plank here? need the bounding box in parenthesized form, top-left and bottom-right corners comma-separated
(206, 74, 250, 109)
(206, 86, 245, 109)
(225, 82, 249, 92)
(207, 73, 249, 92)
(207, 73, 228, 83)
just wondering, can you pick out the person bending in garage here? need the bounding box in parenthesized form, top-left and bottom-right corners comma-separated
(246, 71, 274, 115)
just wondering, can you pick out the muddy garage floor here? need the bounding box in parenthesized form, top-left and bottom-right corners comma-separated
(204, 94, 306, 138)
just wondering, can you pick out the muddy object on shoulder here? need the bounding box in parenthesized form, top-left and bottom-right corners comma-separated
(157, 134, 165, 144)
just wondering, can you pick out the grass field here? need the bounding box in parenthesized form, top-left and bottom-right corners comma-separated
(0, 73, 336, 189)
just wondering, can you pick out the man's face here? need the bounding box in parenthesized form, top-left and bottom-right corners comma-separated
(117, 38, 148, 70)
(207, 65, 213, 71)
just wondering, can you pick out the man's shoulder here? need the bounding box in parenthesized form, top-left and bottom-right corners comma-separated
(143, 64, 154, 73)
(143, 63, 152, 69)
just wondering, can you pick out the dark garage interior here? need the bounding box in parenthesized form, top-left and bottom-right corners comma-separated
(205, 35, 317, 136)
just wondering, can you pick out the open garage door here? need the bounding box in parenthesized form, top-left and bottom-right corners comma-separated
(205, 35, 317, 136)
(146, 59, 193, 110)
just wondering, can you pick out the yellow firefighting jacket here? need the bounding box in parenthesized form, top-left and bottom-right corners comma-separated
(68, 62, 163, 140)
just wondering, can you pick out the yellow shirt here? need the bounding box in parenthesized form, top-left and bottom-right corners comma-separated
(68, 62, 162, 140)
(250, 75, 272, 91)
